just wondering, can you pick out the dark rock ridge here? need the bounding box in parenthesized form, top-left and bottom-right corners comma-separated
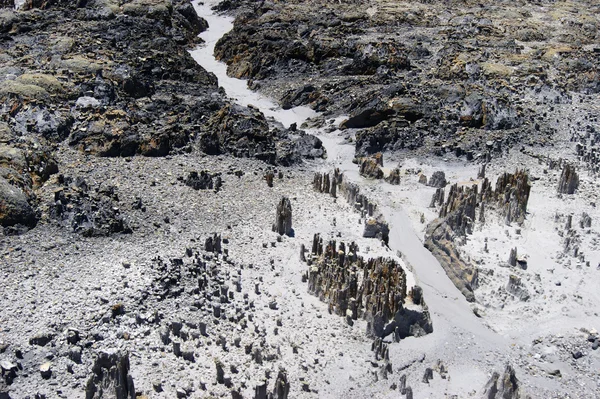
(200, 103, 326, 165)
(425, 169, 531, 301)
(304, 234, 432, 340)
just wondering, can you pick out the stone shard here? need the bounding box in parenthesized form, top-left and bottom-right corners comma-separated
(427, 171, 446, 188)
(557, 164, 578, 194)
(205, 233, 222, 253)
(254, 380, 267, 399)
(265, 171, 274, 187)
(272, 196, 293, 236)
(429, 188, 444, 208)
(85, 350, 135, 399)
(482, 365, 527, 399)
(272, 368, 289, 399)
(580, 212, 592, 229)
(478, 163, 487, 179)
(506, 275, 530, 301)
(385, 168, 401, 185)
(422, 367, 433, 383)
(508, 248, 517, 267)
(359, 154, 384, 179)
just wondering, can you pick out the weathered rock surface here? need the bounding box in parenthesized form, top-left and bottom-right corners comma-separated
(212, 0, 591, 161)
(359, 154, 384, 179)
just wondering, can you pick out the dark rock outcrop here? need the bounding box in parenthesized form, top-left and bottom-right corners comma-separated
(50, 176, 131, 237)
(359, 154, 384, 179)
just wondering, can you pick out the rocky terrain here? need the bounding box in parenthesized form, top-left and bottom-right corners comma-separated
(1, 0, 599, 398)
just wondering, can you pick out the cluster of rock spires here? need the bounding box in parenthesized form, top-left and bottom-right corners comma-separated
(313, 169, 389, 244)
(303, 234, 432, 340)
(555, 211, 593, 265)
(425, 169, 531, 301)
